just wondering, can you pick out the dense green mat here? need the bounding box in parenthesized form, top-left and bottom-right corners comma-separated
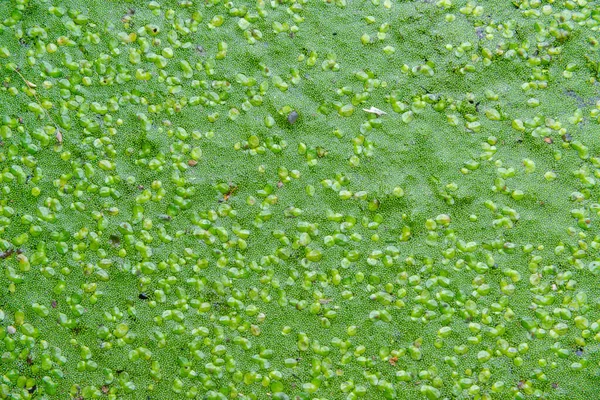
(1, 0, 600, 398)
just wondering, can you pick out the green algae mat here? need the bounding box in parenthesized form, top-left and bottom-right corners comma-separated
(1, 0, 600, 398)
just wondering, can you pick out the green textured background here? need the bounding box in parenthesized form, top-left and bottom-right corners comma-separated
(1, 0, 600, 398)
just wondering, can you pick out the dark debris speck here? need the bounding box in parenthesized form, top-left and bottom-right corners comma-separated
(287, 110, 299, 124)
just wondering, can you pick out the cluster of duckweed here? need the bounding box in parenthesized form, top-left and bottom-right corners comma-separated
(1, 0, 600, 398)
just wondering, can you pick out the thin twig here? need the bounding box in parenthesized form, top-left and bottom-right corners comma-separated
(10, 66, 63, 143)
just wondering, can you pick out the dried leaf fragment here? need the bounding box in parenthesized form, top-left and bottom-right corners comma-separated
(363, 106, 387, 116)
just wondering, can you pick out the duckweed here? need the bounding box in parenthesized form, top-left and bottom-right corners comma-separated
(1, 0, 600, 399)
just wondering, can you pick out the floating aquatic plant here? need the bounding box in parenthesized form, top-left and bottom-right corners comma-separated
(1, 0, 600, 398)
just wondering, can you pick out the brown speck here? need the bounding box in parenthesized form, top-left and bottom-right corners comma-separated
(0, 249, 15, 259)
(102, 386, 109, 394)
(188, 159, 198, 167)
(552, 383, 559, 389)
(51, 300, 57, 308)
(543, 136, 553, 144)
(277, 181, 284, 189)
(388, 356, 398, 366)
(223, 185, 238, 202)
